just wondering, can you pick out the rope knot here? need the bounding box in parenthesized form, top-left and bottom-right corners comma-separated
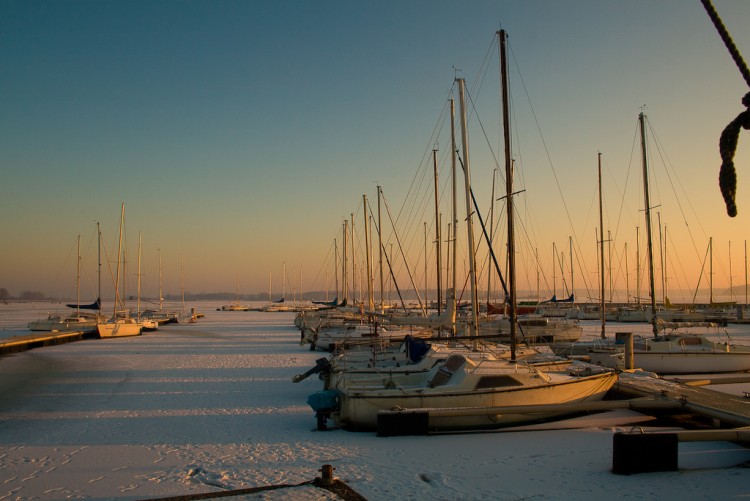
(718, 94, 750, 217)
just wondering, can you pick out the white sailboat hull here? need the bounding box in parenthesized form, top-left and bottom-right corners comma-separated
(307, 324, 433, 352)
(589, 348, 750, 374)
(332, 363, 617, 430)
(588, 333, 750, 374)
(28, 315, 98, 333)
(97, 319, 142, 338)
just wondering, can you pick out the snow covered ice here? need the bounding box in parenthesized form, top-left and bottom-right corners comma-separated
(1, 301, 749, 500)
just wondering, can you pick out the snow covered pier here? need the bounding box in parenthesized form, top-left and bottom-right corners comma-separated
(0, 330, 90, 355)
(615, 370, 750, 427)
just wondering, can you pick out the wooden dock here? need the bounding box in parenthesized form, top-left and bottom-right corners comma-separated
(0, 331, 92, 355)
(615, 370, 750, 427)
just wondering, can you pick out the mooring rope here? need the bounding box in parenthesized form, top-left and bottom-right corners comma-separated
(701, 0, 750, 217)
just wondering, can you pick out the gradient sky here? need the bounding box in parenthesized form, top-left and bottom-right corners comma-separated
(2, 0, 750, 304)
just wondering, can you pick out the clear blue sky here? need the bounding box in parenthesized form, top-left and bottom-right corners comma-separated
(2, 0, 750, 303)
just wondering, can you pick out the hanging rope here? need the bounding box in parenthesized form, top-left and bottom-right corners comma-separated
(718, 93, 750, 217)
(701, 0, 750, 217)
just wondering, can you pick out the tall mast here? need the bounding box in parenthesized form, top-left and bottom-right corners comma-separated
(456, 77, 479, 338)
(377, 186, 384, 312)
(76, 234, 81, 317)
(334, 238, 339, 303)
(433, 148, 442, 314)
(569, 236, 574, 300)
(450, 97, 458, 332)
(158, 248, 163, 311)
(499, 29, 517, 358)
(730, 241, 734, 303)
(363, 194, 374, 311)
(552, 242, 557, 298)
(639, 112, 658, 337)
(625, 242, 630, 303)
(598, 152, 606, 339)
(658, 213, 665, 305)
(608, 231, 613, 303)
(424, 222, 428, 307)
(97, 221, 101, 314)
(487, 169, 497, 306)
(710, 236, 714, 304)
(342, 220, 348, 304)
(181, 254, 185, 313)
(113, 203, 125, 318)
(664, 225, 669, 304)
(349, 214, 356, 304)
(137, 232, 143, 319)
(636, 227, 641, 304)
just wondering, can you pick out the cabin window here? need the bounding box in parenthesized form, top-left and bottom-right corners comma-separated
(474, 375, 524, 389)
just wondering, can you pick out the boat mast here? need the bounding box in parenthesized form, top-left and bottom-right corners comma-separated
(636, 226, 641, 304)
(664, 225, 669, 304)
(97, 221, 101, 314)
(137, 232, 142, 319)
(334, 238, 340, 304)
(658, 213, 665, 305)
(730, 241, 733, 303)
(625, 242, 630, 303)
(350, 214, 356, 304)
(608, 230, 613, 303)
(342, 220, 348, 304)
(487, 169, 497, 306)
(569, 236, 574, 301)
(710, 236, 714, 304)
(499, 29, 517, 359)
(424, 222, 428, 307)
(363, 194, 374, 311)
(113, 203, 125, 318)
(158, 248, 163, 311)
(552, 242, 557, 298)
(377, 186, 385, 312)
(76, 234, 81, 318)
(433, 148, 442, 314)
(450, 97, 458, 333)
(639, 112, 658, 337)
(180, 254, 185, 314)
(456, 77, 479, 338)
(598, 152, 606, 339)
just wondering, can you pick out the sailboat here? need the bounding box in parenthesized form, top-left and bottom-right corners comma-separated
(588, 114, 750, 374)
(28, 233, 99, 334)
(308, 32, 617, 431)
(175, 255, 199, 323)
(97, 204, 143, 338)
(134, 232, 158, 331)
(264, 264, 294, 312)
(220, 273, 251, 311)
(140, 248, 179, 325)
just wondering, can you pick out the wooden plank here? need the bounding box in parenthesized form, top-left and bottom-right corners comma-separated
(617, 371, 750, 427)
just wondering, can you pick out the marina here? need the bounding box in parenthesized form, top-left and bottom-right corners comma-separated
(1, 302, 750, 499)
(3, 2, 750, 499)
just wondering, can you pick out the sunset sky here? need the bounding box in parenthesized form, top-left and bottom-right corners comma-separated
(2, 0, 750, 304)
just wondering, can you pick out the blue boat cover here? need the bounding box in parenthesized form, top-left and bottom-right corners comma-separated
(307, 390, 341, 411)
(406, 335, 431, 363)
